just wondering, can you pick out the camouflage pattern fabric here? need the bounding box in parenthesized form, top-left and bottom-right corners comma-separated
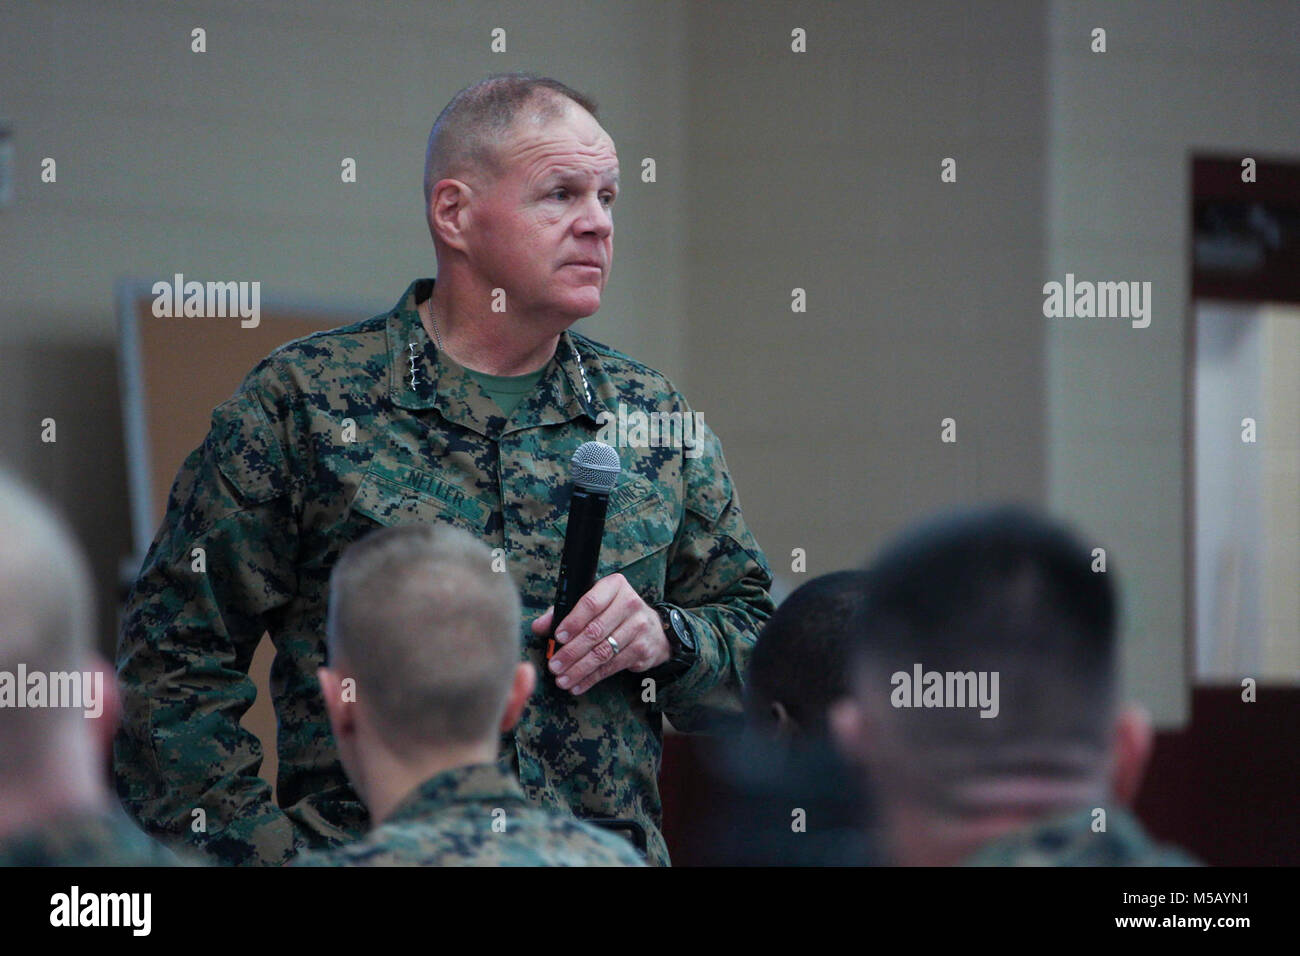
(292, 763, 646, 867)
(961, 806, 1201, 866)
(0, 806, 186, 867)
(114, 277, 774, 867)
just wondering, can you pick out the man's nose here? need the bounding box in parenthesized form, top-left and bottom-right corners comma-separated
(574, 194, 613, 236)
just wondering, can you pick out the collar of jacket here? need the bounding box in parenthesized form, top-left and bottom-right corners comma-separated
(383, 762, 530, 827)
(959, 805, 1169, 866)
(386, 278, 609, 437)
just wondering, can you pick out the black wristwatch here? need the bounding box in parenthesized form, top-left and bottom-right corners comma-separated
(646, 603, 697, 684)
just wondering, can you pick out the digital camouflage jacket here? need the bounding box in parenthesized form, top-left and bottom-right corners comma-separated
(114, 277, 774, 867)
(0, 807, 185, 867)
(962, 806, 1201, 866)
(292, 763, 646, 867)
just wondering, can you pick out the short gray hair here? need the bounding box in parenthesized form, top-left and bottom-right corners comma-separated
(326, 523, 522, 751)
(423, 72, 599, 205)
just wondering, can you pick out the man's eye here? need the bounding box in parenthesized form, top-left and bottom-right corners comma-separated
(550, 188, 568, 200)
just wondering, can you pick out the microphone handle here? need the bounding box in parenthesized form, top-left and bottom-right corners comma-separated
(548, 486, 610, 659)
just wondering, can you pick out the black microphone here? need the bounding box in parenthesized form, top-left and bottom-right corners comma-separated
(547, 441, 621, 662)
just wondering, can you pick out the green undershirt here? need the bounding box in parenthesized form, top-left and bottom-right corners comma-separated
(465, 366, 547, 419)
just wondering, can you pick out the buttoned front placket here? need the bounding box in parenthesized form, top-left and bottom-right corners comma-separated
(383, 279, 614, 796)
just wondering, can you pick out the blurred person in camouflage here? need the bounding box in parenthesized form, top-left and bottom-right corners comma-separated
(745, 569, 868, 740)
(687, 570, 878, 865)
(294, 523, 643, 866)
(114, 72, 773, 867)
(831, 505, 1197, 866)
(0, 468, 178, 866)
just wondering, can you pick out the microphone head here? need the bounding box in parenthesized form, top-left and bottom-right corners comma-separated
(570, 441, 621, 493)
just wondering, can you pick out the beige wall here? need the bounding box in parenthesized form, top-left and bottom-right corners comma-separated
(1045, 0, 1300, 724)
(681, 0, 1050, 588)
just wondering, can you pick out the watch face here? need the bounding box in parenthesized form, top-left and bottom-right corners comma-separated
(668, 609, 696, 652)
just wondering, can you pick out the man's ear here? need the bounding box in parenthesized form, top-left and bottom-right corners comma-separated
(1111, 703, 1154, 805)
(317, 666, 355, 743)
(86, 653, 120, 768)
(499, 662, 536, 734)
(829, 696, 871, 766)
(770, 700, 801, 740)
(430, 179, 473, 253)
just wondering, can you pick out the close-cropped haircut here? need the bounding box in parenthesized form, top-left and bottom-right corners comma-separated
(850, 505, 1118, 781)
(423, 72, 599, 205)
(326, 523, 522, 752)
(746, 570, 868, 739)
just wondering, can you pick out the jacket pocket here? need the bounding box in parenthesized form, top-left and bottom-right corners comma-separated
(597, 474, 678, 603)
(345, 456, 494, 538)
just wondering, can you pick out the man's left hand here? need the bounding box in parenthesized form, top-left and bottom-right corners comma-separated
(531, 573, 671, 695)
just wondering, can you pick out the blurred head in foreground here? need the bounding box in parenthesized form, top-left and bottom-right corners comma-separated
(745, 569, 867, 742)
(685, 570, 875, 865)
(831, 505, 1180, 866)
(0, 468, 117, 836)
(320, 522, 534, 825)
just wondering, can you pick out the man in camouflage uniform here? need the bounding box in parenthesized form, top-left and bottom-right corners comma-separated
(114, 73, 773, 867)
(293, 523, 642, 866)
(831, 505, 1199, 867)
(0, 469, 181, 867)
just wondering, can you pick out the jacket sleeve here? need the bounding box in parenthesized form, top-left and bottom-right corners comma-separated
(658, 417, 775, 732)
(113, 361, 312, 865)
